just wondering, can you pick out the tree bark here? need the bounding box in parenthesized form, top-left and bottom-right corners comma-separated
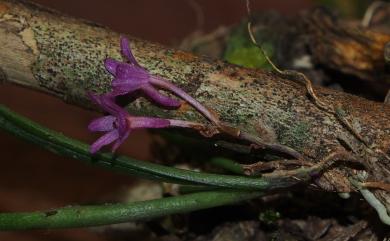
(0, 0, 389, 212)
(180, 8, 390, 98)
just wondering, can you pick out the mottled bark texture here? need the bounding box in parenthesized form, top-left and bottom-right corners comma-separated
(303, 8, 390, 90)
(0, 1, 389, 212)
(181, 8, 390, 99)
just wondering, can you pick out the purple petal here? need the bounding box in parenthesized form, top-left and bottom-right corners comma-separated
(88, 92, 123, 116)
(110, 65, 149, 96)
(111, 129, 131, 152)
(109, 84, 139, 96)
(141, 84, 181, 108)
(88, 92, 108, 111)
(114, 64, 149, 80)
(88, 115, 116, 132)
(104, 58, 120, 76)
(111, 77, 145, 96)
(95, 94, 130, 139)
(120, 36, 140, 66)
(129, 117, 171, 129)
(116, 111, 130, 139)
(90, 130, 119, 153)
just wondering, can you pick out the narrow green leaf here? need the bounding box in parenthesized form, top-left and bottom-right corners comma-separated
(0, 190, 262, 230)
(0, 105, 292, 190)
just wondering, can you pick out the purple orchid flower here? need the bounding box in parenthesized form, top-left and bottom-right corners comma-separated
(88, 93, 213, 153)
(104, 37, 181, 108)
(88, 93, 171, 153)
(105, 36, 221, 125)
(88, 93, 128, 153)
(88, 114, 175, 154)
(88, 114, 177, 154)
(87, 37, 225, 153)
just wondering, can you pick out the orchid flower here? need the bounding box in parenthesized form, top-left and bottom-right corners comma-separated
(88, 114, 172, 154)
(87, 37, 224, 153)
(88, 93, 214, 153)
(104, 37, 181, 108)
(105, 37, 220, 125)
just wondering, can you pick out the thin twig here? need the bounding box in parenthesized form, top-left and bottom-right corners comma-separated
(361, 181, 390, 192)
(262, 150, 363, 179)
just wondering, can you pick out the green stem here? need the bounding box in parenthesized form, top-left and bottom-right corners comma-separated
(178, 185, 221, 194)
(0, 190, 262, 230)
(0, 105, 293, 190)
(210, 157, 244, 174)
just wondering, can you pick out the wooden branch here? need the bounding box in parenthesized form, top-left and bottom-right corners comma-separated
(0, 0, 389, 211)
(303, 8, 390, 87)
(181, 8, 390, 97)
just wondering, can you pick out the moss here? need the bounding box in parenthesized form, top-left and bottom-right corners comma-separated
(223, 21, 274, 69)
(259, 209, 281, 225)
(224, 45, 273, 69)
(277, 121, 311, 151)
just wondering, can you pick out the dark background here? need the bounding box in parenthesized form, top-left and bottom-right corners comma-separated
(0, 1, 312, 240)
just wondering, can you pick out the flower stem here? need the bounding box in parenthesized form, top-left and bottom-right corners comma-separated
(151, 77, 221, 125)
(151, 76, 302, 160)
(167, 119, 220, 137)
(167, 119, 204, 128)
(0, 190, 262, 230)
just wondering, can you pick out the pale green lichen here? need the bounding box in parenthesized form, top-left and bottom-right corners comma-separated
(30, 21, 112, 101)
(277, 121, 311, 151)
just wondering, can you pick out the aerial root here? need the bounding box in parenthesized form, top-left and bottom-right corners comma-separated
(243, 150, 363, 183)
(361, 181, 390, 192)
(242, 159, 311, 176)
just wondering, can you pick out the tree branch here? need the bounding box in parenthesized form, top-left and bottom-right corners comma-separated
(0, 0, 389, 212)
